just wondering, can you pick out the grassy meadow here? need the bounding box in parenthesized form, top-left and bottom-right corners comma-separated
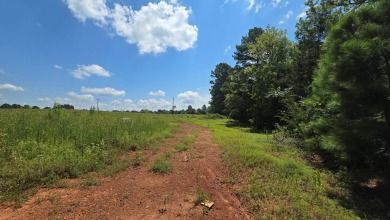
(0, 109, 172, 204)
(183, 116, 359, 219)
(0, 109, 362, 218)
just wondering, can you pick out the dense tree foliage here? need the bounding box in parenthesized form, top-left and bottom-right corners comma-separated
(209, 0, 389, 173)
(306, 0, 390, 167)
(209, 63, 232, 114)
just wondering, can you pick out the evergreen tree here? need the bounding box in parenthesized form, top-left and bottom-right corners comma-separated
(209, 63, 232, 114)
(307, 0, 390, 167)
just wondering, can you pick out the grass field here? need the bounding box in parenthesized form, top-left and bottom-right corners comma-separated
(0, 109, 172, 204)
(183, 115, 359, 219)
(1, 109, 361, 218)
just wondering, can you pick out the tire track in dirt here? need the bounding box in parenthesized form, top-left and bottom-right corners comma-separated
(0, 123, 250, 220)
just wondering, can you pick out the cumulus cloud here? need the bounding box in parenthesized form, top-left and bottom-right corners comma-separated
(138, 98, 171, 109)
(124, 99, 133, 104)
(177, 91, 200, 104)
(81, 86, 125, 96)
(0, 83, 24, 92)
(71, 64, 112, 79)
(67, 91, 94, 101)
(148, 90, 166, 97)
(64, 0, 198, 54)
(64, 0, 109, 25)
(111, 99, 121, 104)
(176, 90, 210, 110)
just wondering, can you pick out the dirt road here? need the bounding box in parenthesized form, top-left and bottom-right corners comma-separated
(0, 123, 250, 220)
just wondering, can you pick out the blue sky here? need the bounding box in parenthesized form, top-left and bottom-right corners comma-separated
(0, 0, 306, 111)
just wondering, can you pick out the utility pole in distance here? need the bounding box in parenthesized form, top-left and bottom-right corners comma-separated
(97, 98, 100, 112)
(171, 97, 176, 115)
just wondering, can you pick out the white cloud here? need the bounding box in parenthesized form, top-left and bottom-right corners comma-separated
(224, 0, 238, 4)
(285, 10, 293, 19)
(124, 99, 133, 104)
(176, 90, 210, 110)
(64, 0, 109, 25)
(71, 64, 112, 79)
(0, 83, 24, 92)
(138, 98, 171, 109)
(255, 2, 264, 13)
(81, 86, 125, 96)
(64, 0, 198, 54)
(273, 0, 281, 7)
(54, 65, 63, 70)
(148, 90, 166, 97)
(37, 97, 51, 102)
(0, 69, 5, 74)
(224, 45, 231, 54)
(111, 2, 198, 54)
(247, 0, 255, 10)
(111, 99, 121, 104)
(177, 91, 200, 104)
(53, 97, 71, 103)
(67, 91, 94, 101)
(279, 20, 285, 24)
(296, 11, 306, 19)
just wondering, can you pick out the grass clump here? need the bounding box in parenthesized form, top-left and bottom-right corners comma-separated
(150, 156, 173, 174)
(81, 178, 99, 188)
(195, 190, 208, 205)
(176, 143, 190, 152)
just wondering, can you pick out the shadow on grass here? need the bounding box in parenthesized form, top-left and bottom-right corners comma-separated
(340, 171, 390, 219)
(310, 152, 390, 219)
(225, 120, 265, 133)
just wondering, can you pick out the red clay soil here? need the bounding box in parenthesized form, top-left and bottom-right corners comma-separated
(0, 123, 250, 220)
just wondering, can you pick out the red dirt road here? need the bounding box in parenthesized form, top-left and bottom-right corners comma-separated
(0, 123, 250, 220)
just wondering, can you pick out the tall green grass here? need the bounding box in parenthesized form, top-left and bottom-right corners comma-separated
(0, 109, 172, 203)
(184, 116, 358, 219)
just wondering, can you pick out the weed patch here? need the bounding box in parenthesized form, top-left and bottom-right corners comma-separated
(0, 109, 172, 204)
(150, 156, 173, 174)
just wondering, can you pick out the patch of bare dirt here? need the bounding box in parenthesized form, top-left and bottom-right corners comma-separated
(0, 123, 250, 220)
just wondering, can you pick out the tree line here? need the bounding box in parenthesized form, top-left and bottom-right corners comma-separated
(209, 0, 389, 173)
(0, 103, 74, 110)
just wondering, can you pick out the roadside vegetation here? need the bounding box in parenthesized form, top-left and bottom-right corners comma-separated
(0, 107, 172, 204)
(183, 116, 359, 219)
(207, 0, 390, 219)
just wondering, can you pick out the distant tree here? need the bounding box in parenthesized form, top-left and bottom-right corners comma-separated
(61, 104, 74, 110)
(0, 103, 11, 109)
(201, 104, 207, 114)
(23, 105, 30, 109)
(140, 109, 151, 113)
(32, 106, 40, 109)
(186, 105, 195, 114)
(11, 104, 22, 109)
(209, 63, 232, 114)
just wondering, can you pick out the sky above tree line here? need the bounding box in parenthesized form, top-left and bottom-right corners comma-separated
(0, 0, 306, 111)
